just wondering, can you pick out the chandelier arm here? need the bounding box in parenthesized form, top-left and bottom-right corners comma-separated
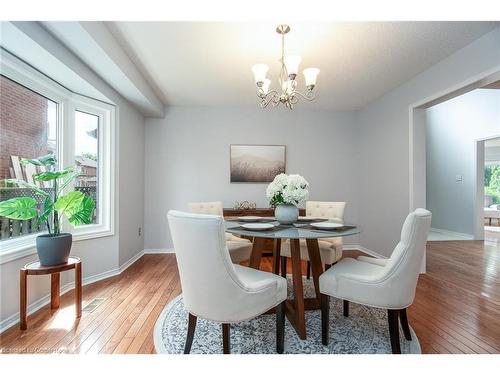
(259, 91, 280, 108)
(256, 89, 278, 99)
(293, 90, 316, 101)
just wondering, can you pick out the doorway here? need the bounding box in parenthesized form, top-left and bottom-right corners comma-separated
(409, 71, 500, 272)
(480, 136, 500, 243)
(424, 85, 500, 241)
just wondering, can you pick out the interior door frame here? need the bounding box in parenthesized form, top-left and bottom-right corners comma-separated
(408, 67, 500, 272)
(475, 134, 500, 240)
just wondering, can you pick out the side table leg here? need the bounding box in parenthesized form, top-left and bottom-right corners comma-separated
(20, 270, 27, 330)
(75, 262, 82, 318)
(51, 273, 60, 309)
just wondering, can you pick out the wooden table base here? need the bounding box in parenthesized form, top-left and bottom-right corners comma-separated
(249, 236, 323, 340)
(286, 238, 323, 339)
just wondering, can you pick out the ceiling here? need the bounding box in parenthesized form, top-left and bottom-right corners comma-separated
(106, 21, 499, 111)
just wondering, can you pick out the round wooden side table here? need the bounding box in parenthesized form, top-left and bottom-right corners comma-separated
(20, 256, 82, 330)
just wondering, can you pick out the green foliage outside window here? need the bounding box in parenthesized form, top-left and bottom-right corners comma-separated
(485, 165, 500, 204)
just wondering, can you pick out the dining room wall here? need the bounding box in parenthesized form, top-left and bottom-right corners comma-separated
(144, 106, 359, 250)
(355, 26, 500, 258)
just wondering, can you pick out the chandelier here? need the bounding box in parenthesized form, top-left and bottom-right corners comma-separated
(251, 24, 319, 110)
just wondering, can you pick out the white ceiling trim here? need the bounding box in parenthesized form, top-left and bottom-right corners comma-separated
(41, 21, 164, 117)
(0, 22, 110, 103)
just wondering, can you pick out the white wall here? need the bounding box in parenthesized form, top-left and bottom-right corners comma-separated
(144, 107, 359, 250)
(118, 103, 145, 266)
(426, 89, 500, 235)
(0, 25, 145, 330)
(355, 26, 500, 257)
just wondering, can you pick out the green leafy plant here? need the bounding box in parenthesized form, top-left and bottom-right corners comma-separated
(485, 165, 500, 204)
(0, 154, 95, 236)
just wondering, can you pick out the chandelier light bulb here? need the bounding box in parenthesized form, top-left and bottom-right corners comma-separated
(261, 79, 271, 95)
(283, 80, 294, 95)
(284, 55, 302, 78)
(303, 68, 320, 88)
(251, 64, 269, 85)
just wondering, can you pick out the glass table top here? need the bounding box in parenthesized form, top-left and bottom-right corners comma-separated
(225, 220, 360, 239)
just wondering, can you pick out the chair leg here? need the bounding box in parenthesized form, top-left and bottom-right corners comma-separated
(222, 323, 231, 354)
(184, 313, 197, 354)
(387, 310, 401, 354)
(276, 301, 285, 354)
(321, 294, 329, 346)
(343, 300, 349, 317)
(273, 239, 281, 275)
(399, 308, 412, 341)
(306, 261, 311, 279)
(281, 256, 287, 278)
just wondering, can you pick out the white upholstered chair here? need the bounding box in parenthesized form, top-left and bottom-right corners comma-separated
(167, 210, 287, 354)
(188, 201, 252, 264)
(280, 201, 346, 277)
(319, 209, 432, 354)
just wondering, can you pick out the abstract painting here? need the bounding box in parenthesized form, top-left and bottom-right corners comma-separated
(230, 145, 286, 183)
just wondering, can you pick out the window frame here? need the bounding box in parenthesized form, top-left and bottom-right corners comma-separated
(0, 51, 115, 261)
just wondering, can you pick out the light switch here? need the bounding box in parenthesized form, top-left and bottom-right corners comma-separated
(455, 175, 463, 182)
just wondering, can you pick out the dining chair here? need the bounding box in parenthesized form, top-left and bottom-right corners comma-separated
(319, 208, 431, 353)
(280, 201, 346, 277)
(188, 201, 253, 264)
(168, 210, 287, 354)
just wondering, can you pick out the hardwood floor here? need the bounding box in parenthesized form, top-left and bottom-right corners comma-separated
(0, 241, 499, 354)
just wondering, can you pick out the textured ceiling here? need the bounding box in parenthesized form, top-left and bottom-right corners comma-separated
(107, 21, 499, 110)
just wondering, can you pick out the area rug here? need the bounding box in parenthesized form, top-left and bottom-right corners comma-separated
(154, 277, 421, 354)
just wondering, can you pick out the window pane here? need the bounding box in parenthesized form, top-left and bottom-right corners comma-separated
(0, 75, 57, 240)
(74, 110, 99, 225)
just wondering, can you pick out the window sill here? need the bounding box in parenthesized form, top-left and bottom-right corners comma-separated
(0, 227, 114, 265)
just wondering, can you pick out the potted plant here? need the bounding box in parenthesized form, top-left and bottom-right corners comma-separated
(0, 154, 95, 266)
(266, 173, 309, 224)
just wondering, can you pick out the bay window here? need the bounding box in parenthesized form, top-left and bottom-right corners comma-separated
(0, 51, 115, 257)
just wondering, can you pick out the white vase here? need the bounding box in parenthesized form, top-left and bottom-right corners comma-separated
(275, 203, 299, 224)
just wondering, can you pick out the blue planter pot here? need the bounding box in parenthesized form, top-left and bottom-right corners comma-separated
(36, 233, 73, 266)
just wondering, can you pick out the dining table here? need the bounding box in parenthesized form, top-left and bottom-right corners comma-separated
(225, 219, 360, 340)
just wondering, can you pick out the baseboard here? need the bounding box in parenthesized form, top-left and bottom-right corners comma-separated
(144, 248, 175, 254)
(429, 227, 474, 240)
(0, 250, 146, 334)
(0, 244, 383, 334)
(119, 250, 145, 272)
(343, 244, 388, 259)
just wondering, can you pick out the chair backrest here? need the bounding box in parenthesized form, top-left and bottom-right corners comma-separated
(167, 210, 251, 321)
(381, 208, 432, 307)
(306, 201, 346, 221)
(188, 201, 224, 216)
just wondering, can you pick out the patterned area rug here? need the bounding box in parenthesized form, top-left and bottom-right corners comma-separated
(154, 276, 421, 354)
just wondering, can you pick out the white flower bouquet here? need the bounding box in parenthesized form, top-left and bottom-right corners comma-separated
(266, 173, 309, 207)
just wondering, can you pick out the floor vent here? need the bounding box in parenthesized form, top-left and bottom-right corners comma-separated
(82, 298, 106, 313)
